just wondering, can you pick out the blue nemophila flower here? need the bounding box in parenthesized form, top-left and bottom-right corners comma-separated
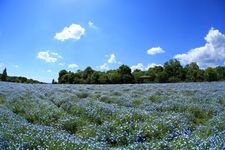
(0, 81, 225, 148)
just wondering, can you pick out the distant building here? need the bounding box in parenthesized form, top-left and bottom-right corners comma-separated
(138, 76, 151, 83)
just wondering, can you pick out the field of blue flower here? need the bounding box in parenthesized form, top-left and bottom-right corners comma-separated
(0, 81, 225, 149)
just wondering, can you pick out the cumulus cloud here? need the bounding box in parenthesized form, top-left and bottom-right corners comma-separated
(107, 53, 117, 64)
(54, 24, 85, 41)
(131, 63, 145, 72)
(68, 64, 79, 69)
(99, 63, 109, 70)
(147, 47, 165, 55)
(37, 51, 62, 63)
(98, 53, 120, 71)
(146, 63, 162, 70)
(131, 63, 162, 72)
(174, 28, 225, 67)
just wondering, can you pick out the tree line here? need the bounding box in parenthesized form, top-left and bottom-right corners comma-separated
(57, 59, 225, 84)
(0, 68, 42, 84)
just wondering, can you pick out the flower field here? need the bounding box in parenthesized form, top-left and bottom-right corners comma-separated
(0, 81, 225, 149)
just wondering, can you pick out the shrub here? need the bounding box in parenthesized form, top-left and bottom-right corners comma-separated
(62, 118, 87, 134)
(76, 92, 89, 99)
(219, 96, 225, 106)
(0, 95, 5, 104)
(132, 98, 143, 107)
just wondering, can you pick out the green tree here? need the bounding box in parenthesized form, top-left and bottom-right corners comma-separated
(68, 72, 75, 84)
(204, 67, 217, 81)
(147, 66, 165, 83)
(164, 59, 184, 82)
(118, 65, 134, 83)
(61, 74, 70, 84)
(90, 72, 100, 84)
(108, 70, 121, 84)
(185, 62, 200, 82)
(155, 71, 168, 83)
(52, 79, 56, 84)
(73, 72, 83, 84)
(83, 66, 94, 80)
(98, 72, 109, 84)
(58, 70, 68, 83)
(1, 68, 7, 81)
(216, 66, 225, 80)
(132, 69, 145, 83)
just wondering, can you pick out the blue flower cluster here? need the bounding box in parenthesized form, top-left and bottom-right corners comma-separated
(0, 81, 225, 149)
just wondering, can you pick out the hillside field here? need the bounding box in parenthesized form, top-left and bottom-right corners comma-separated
(0, 82, 225, 149)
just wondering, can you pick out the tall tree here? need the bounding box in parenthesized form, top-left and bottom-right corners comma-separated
(118, 65, 134, 83)
(185, 62, 200, 82)
(83, 66, 94, 80)
(216, 66, 225, 81)
(52, 79, 56, 84)
(164, 59, 184, 82)
(58, 70, 68, 83)
(1, 68, 7, 81)
(204, 67, 218, 81)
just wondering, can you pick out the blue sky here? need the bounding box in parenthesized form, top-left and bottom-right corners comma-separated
(0, 0, 225, 82)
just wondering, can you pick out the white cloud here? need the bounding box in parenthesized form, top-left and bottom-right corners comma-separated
(147, 47, 165, 55)
(98, 53, 120, 71)
(68, 64, 79, 69)
(146, 63, 162, 70)
(54, 24, 85, 41)
(131, 63, 162, 72)
(37, 51, 62, 63)
(131, 63, 145, 72)
(174, 28, 225, 67)
(88, 21, 98, 29)
(59, 63, 64, 66)
(107, 53, 117, 64)
(99, 63, 109, 70)
(88, 21, 94, 27)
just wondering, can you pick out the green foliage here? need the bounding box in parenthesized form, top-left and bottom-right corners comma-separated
(83, 66, 94, 79)
(216, 66, 225, 80)
(1, 68, 7, 81)
(149, 94, 169, 104)
(76, 92, 89, 99)
(132, 69, 145, 83)
(190, 108, 208, 125)
(0, 95, 5, 104)
(62, 118, 87, 134)
(164, 59, 184, 82)
(90, 72, 100, 84)
(219, 96, 225, 106)
(185, 62, 202, 82)
(118, 64, 134, 83)
(99, 96, 117, 104)
(0, 68, 42, 83)
(132, 98, 143, 107)
(108, 70, 121, 84)
(148, 95, 162, 103)
(52, 79, 56, 84)
(56, 59, 225, 84)
(204, 67, 218, 81)
(98, 72, 109, 84)
(58, 70, 68, 83)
